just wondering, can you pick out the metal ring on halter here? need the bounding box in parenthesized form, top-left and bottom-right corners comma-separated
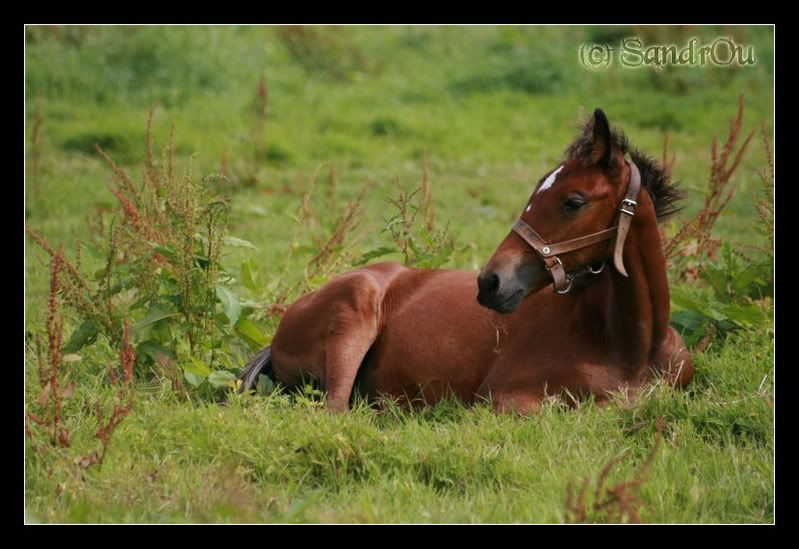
(589, 262, 605, 275)
(556, 278, 573, 294)
(551, 258, 573, 294)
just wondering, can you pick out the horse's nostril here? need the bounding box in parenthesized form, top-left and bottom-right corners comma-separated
(478, 272, 501, 297)
(488, 273, 500, 293)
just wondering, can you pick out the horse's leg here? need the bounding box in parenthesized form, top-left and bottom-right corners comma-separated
(492, 392, 542, 415)
(272, 270, 385, 413)
(477, 384, 542, 415)
(653, 326, 694, 388)
(323, 286, 382, 412)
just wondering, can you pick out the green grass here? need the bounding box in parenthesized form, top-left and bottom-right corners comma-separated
(25, 327, 773, 523)
(25, 25, 774, 523)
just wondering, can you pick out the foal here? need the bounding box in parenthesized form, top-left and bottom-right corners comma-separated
(240, 109, 693, 414)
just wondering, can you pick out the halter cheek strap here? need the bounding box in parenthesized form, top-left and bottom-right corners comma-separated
(613, 161, 641, 277)
(511, 160, 642, 293)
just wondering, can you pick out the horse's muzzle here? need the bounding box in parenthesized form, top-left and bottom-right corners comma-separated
(477, 271, 524, 314)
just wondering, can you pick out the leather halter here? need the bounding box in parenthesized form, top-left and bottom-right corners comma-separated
(511, 159, 642, 294)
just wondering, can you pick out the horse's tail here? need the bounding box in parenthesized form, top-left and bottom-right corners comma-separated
(238, 345, 275, 394)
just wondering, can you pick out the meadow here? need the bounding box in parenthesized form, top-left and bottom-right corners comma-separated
(24, 25, 774, 523)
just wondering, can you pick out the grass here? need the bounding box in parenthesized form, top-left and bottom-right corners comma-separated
(24, 25, 774, 523)
(26, 327, 773, 523)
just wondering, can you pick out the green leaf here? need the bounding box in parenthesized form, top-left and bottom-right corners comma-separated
(223, 235, 258, 251)
(718, 303, 766, 326)
(721, 242, 737, 269)
(700, 266, 729, 303)
(256, 374, 275, 396)
(240, 259, 260, 292)
(704, 307, 729, 322)
(670, 290, 706, 312)
(132, 304, 179, 334)
(670, 309, 706, 333)
(183, 370, 205, 388)
(208, 370, 237, 389)
(239, 299, 263, 310)
(352, 246, 397, 266)
(63, 319, 101, 354)
(216, 286, 241, 326)
(234, 318, 269, 350)
(733, 266, 767, 298)
(184, 356, 212, 378)
(407, 236, 424, 259)
(670, 311, 710, 347)
(136, 340, 173, 363)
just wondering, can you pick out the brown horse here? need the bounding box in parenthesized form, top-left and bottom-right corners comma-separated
(240, 109, 693, 414)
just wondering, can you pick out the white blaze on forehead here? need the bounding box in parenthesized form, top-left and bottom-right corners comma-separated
(536, 165, 565, 194)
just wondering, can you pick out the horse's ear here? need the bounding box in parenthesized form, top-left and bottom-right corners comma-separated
(591, 108, 613, 167)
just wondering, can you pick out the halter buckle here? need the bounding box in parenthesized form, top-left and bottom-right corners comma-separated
(620, 198, 637, 216)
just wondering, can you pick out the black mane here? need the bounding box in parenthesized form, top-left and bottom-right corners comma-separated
(563, 117, 683, 221)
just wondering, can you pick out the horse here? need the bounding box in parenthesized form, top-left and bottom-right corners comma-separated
(239, 108, 694, 414)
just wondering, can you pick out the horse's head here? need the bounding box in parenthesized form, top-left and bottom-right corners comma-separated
(477, 108, 639, 313)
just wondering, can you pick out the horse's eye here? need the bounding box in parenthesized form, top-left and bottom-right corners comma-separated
(562, 195, 587, 214)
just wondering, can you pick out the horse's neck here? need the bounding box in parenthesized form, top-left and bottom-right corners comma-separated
(598, 195, 670, 370)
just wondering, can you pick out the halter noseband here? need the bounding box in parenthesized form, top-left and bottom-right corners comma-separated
(511, 159, 642, 294)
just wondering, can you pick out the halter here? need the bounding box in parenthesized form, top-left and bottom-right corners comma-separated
(511, 159, 642, 294)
